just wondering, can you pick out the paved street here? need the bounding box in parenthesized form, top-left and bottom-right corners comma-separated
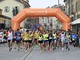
(0, 44, 28, 60)
(25, 46, 80, 60)
(0, 0, 80, 60)
(0, 44, 80, 60)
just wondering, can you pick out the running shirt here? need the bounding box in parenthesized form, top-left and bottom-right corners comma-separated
(15, 31, 21, 36)
(43, 34, 48, 40)
(3, 32, 7, 39)
(15, 31, 21, 40)
(23, 33, 29, 41)
(53, 33, 57, 39)
(61, 33, 65, 42)
(29, 33, 33, 40)
(65, 34, 70, 42)
(38, 35, 43, 40)
(7, 31, 13, 40)
(34, 32, 39, 39)
(49, 33, 53, 39)
(71, 34, 77, 41)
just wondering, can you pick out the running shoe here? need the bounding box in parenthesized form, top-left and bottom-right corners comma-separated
(62, 48, 64, 51)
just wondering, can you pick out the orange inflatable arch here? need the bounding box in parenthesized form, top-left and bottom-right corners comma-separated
(12, 8, 71, 31)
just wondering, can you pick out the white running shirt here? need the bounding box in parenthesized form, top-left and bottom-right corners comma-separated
(7, 31, 13, 40)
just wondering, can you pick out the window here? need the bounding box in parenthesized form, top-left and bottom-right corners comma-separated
(76, 2, 77, 12)
(16, 6, 20, 12)
(71, 4, 74, 13)
(4, 6, 10, 12)
(77, 0, 80, 12)
(68, 7, 70, 15)
(77, 14, 80, 18)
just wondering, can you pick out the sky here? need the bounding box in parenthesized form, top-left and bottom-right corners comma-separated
(29, 0, 64, 8)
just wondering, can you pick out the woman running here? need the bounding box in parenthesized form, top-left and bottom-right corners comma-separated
(61, 31, 65, 50)
(7, 29, 13, 51)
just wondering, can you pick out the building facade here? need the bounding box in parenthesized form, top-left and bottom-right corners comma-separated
(0, 9, 11, 29)
(0, 0, 30, 28)
(0, 9, 2, 23)
(39, 17, 61, 30)
(64, 0, 80, 32)
(64, 0, 80, 21)
(25, 17, 39, 30)
(39, 5, 65, 30)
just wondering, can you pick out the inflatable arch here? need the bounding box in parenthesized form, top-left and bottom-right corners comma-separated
(12, 8, 71, 31)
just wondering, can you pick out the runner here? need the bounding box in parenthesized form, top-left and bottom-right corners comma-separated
(13, 31, 17, 49)
(65, 33, 70, 50)
(48, 30, 53, 51)
(34, 31, 39, 47)
(43, 31, 49, 51)
(28, 31, 33, 49)
(71, 32, 77, 47)
(38, 32, 43, 52)
(15, 29, 21, 51)
(3, 30, 7, 44)
(7, 28, 13, 51)
(52, 31, 57, 50)
(56, 31, 61, 48)
(61, 31, 65, 50)
(23, 30, 30, 52)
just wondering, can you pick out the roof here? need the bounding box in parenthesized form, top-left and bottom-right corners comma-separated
(15, 0, 30, 7)
(0, 15, 11, 19)
(0, 0, 30, 7)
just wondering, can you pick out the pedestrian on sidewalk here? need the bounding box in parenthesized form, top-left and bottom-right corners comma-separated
(78, 31, 80, 48)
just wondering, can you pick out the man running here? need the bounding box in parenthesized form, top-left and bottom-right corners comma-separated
(15, 29, 21, 51)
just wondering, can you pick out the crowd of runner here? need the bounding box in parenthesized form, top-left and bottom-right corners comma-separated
(0, 28, 80, 52)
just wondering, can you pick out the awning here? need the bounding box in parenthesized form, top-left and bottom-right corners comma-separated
(71, 18, 80, 25)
